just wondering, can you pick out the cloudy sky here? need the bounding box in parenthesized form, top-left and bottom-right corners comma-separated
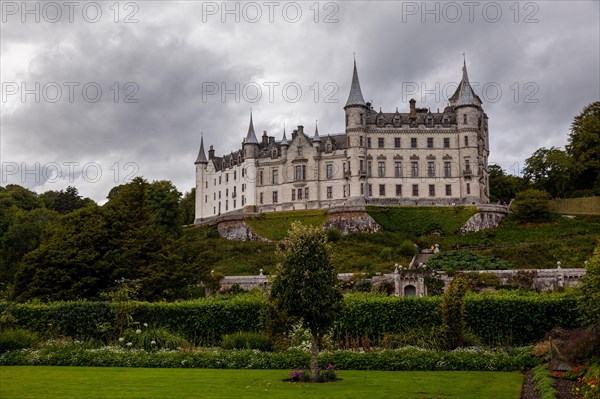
(1, 0, 599, 202)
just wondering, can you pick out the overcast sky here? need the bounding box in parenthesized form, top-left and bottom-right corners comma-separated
(1, 0, 599, 203)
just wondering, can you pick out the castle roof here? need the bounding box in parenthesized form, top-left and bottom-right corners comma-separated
(450, 58, 482, 107)
(345, 59, 366, 108)
(244, 112, 259, 144)
(194, 135, 208, 164)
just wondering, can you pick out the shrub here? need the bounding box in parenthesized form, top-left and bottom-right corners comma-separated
(221, 332, 272, 352)
(440, 275, 469, 349)
(0, 328, 38, 352)
(398, 240, 418, 256)
(578, 245, 600, 327)
(325, 228, 341, 243)
(119, 326, 190, 351)
(427, 251, 513, 273)
(513, 189, 554, 223)
(532, 364, 557, 399)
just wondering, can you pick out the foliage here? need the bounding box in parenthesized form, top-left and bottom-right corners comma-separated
(488, 164, 530, 203)
(512, 189, 554, 223)
(270, 222, 343, 381)
(567, 101, 600, 195)
(424, 274, 445, 296)
(440, 275, 469, 349)
(245, 210, 328, 240)
(325, 228, 341, 243)
(289, 363, 336, 382)
(119, 325, 190, 351)
(221, 332, 272, 352)
(524, 147, 573, 198)
(578, 245, 600, 327)
(179, 188, 196, 225)
(39, 186, 95, 214)
(427, 251, 513, 273)
(398, 240, 418, 256)
(0, 329, 39, 353)
(366, 206, 477, 236)
(532, 364, 557, 399)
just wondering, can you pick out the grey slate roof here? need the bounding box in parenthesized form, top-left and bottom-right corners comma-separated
(345, 59, 366, 107)
(194, 136, 208, 164)
(313, 123, 321, 142)
(452, 60, 482, 107)
(245, 113, 259, 144)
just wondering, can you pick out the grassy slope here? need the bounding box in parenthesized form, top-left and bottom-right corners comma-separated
(245, 210, 328, 240)
(0, 366, 523, 399)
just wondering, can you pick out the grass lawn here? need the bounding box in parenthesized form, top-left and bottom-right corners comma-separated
(0, 366, 523, 399)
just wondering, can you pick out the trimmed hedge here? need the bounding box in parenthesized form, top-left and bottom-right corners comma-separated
(0, 346, 540, 371)
(0, 292, 580, 346)
(366, 206, 477, 235)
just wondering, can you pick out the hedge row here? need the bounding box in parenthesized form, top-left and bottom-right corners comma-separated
(0, 293, 580, 346)
(0, 346, 540, 371)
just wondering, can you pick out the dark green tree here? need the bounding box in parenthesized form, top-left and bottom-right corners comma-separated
(567, 101, 600, 195)
(440, 275, 469, 349)
(578, 245, 600, 328)
(512, 189, 553, 223)
(270, 222, 343, 382)
(179, 188, 196, 225)
(523, 147, 573, 198)
(488, 164, 529, 203)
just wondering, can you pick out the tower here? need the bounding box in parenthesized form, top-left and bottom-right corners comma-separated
(194, 135, 208, 222)
(243, 112, 259, 159)
(344, 58, 368, 203)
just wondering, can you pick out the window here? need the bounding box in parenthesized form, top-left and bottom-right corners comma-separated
(219, 191, 221, 199)
(297, 146, 303, 156)
(411, 137, 417, 148)
(465, 159, 471, 172)
(272, 169, 278, 184)
(343, 185, 347, 197)
(326, 164, 333, 180)
(242, 168, 245, 177)
(463, 114, 467, 124)
(292, 189, 296, 201)
(205, 195, 207, 203)
(367, 161, 372, 177)
(427, 117, 433, 126)
(295, 165, 306, 181)
(427, 137, 434, 148)
(360, 114, 364, 124)
(445, 184, 452, 196)
(234, 170, 237, 180)
(225, 200, 228, 211)
(412, 184, 419, 196)
(368, 184, 373, 196)
(226, 188, 228, 197)
(259, 170, 263, 185)
(233, 200, 236, 208)
(395, 162, 402, 177)
(427, 162, 435, 177)
(242, 196, 245, 206)
(326, 186, 333, 199)
(464, 135, 469, 146)
(444, 137, 450, 148)
(242, 183, 245, 192)
(214, 193, 216, 200)
(272, 191, 278, 203)
(219, 176, 222, 184)
(205, 181, 208, 189)
(396, 184, 402, 196)
(394, 137, 401, 148)
(325, 141, 332, 152)
(379, 184, 386, 196)
(305, 187, 309, 199)
(272, 149, 277, 158)
(378, 161, 385, 177)
(297, 188, 303, 200)
(429, 184, 435, 197)
(360, 160, 364, 173)
(467, 183, 471, 194)
(444, 161, 451, 178)
(226, 173, 229, 183)
(378, 137, 384, 148)
(233, 186, 237, 197)
(411, 162, 418, 177)
(367, 137, 372, 148)
(259, 192, 263, 204)
(361, 183, 364, 194)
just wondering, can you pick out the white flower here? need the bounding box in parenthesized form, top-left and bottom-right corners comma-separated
(135, 329, 142, 334)
(118, 337, 124, 342)
(126, 342, 132, 347)
(143, 323, 148, 327)
(151, 341, 156, 345)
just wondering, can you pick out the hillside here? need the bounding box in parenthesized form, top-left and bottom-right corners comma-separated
(190, 207, 600, 276)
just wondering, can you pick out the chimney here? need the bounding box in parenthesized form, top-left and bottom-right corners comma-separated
(262, 131, 268, 146)
(409, 98, 417, 119)
(208, 145, 215, 160)
(292, 129, 298, 140)
(297, 125, 304, 135)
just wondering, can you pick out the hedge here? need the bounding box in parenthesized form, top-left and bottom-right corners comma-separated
(0, 292, 580, 346)
(365, 206, 477, 235)
(0, 346, 540, 371)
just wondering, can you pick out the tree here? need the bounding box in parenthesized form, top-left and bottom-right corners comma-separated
(270, 222, 343, 382)
(179, 188, 196, 225)
(523, 147, 573, 198)
(567, 101, 600, 195)
(440, 275, 469, 349)
(41, 186, 95, 214)
(578, 245, 600, 328)
(512, 189, 553, 223)
(488, 164, 529, 203)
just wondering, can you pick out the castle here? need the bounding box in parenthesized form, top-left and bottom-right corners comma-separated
(194, 59, 490, 224)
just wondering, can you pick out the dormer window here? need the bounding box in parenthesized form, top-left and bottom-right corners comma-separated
(393, 115, 400, 127)
(427, 117, 433, 126)
(325, 141, 332, 152)
(297, 145, 303, 156)
(272, 148, 277, 158)
(377, 114, 384, 127)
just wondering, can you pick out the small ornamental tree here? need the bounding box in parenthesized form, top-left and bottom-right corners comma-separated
(440, 275, 469, 349)
(512, 189, 553, 223)
(270, 222, 343, 382)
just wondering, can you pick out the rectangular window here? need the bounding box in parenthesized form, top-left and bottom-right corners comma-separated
(395, 162, 402, 177)
(326, 186, 333, 199)
(361, 183, 364, 195)
(259, 170, 263, 185)
(444, 137, 450, 148)
(295, 165, 306, 181)
(233, 200, 236, 208)
(226, 200, 228, 211)
(427, 161, 435, 177)
(367, 161, 372, 177)
(326, 164, 333, 180)
(219, 191, 221, 199)
(292, 189, 296, 201)
(272, 169, 278, 184)
(343, 185, 346, 198)
(378, 137, 384, 148)
(429, 184, 435, 197)
(360, 136, 363, 147)
(445, 184, 452, 196)
(226, 188, 229, 197)
(205, 181, 208, 189)
(219, 176, 222, 184)
(411, 162, 418, 177)
(259, 192, 263, 204)
(214, 193, 216, 200)
(378, 161, 385, 177)
(242, 196, 245, 206)
(205, 195, 207, 203)
(395, 184, 402, 196)
(360, 160, 364, 173)
(242, 168, 245, 177)
(226, 173, 229, 183)
(444, 161, 452, 178)
(368, 184, 373, 196)
(305, 187, 309, 199)
(427, 137, 434, 148)
(464, 135, 469, 146)
(273, 191, 278, 203)
(242, 183, 245, 192)
(367, 137, 372, 148)
(467, 183, 471, 194)
(234, 171, 237, 180)
(412, 184, 419, 197)
(379, 184, 385, 196)
(411, 137, 417, 148)
(298, 188, 303, 200)
(394, 137, 401, 148)
(463, 114, 467, 124)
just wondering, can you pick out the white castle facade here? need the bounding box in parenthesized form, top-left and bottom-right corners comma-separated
(194, 59, 490, 223)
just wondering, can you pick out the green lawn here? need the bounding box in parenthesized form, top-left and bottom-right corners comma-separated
(0, 366, 523, 399)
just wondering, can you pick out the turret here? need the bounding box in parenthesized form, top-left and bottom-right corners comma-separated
(344, 58, 369, 132)
(312, 122, 321, 156)
(280, 126, 289, 159)
(194, 135, 208, 222)
(243, 112, 259, 159)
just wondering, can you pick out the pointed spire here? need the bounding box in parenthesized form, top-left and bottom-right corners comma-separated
(245, 112, 259, 144)
(345, 57, 366, 108)
(281, 124, 289, 146)
(456, 56, 480, 107)
(195, 134, 208, 164)
(313, 120, 321, 142)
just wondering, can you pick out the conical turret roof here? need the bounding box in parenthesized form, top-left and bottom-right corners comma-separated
(245, 112, 259, 144)
(194, 135, 208, 164)
(345, 58, 366, 107)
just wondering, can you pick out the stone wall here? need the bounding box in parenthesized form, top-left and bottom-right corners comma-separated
(217, 219, 268, 241)
(323, 207, 382, 235)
